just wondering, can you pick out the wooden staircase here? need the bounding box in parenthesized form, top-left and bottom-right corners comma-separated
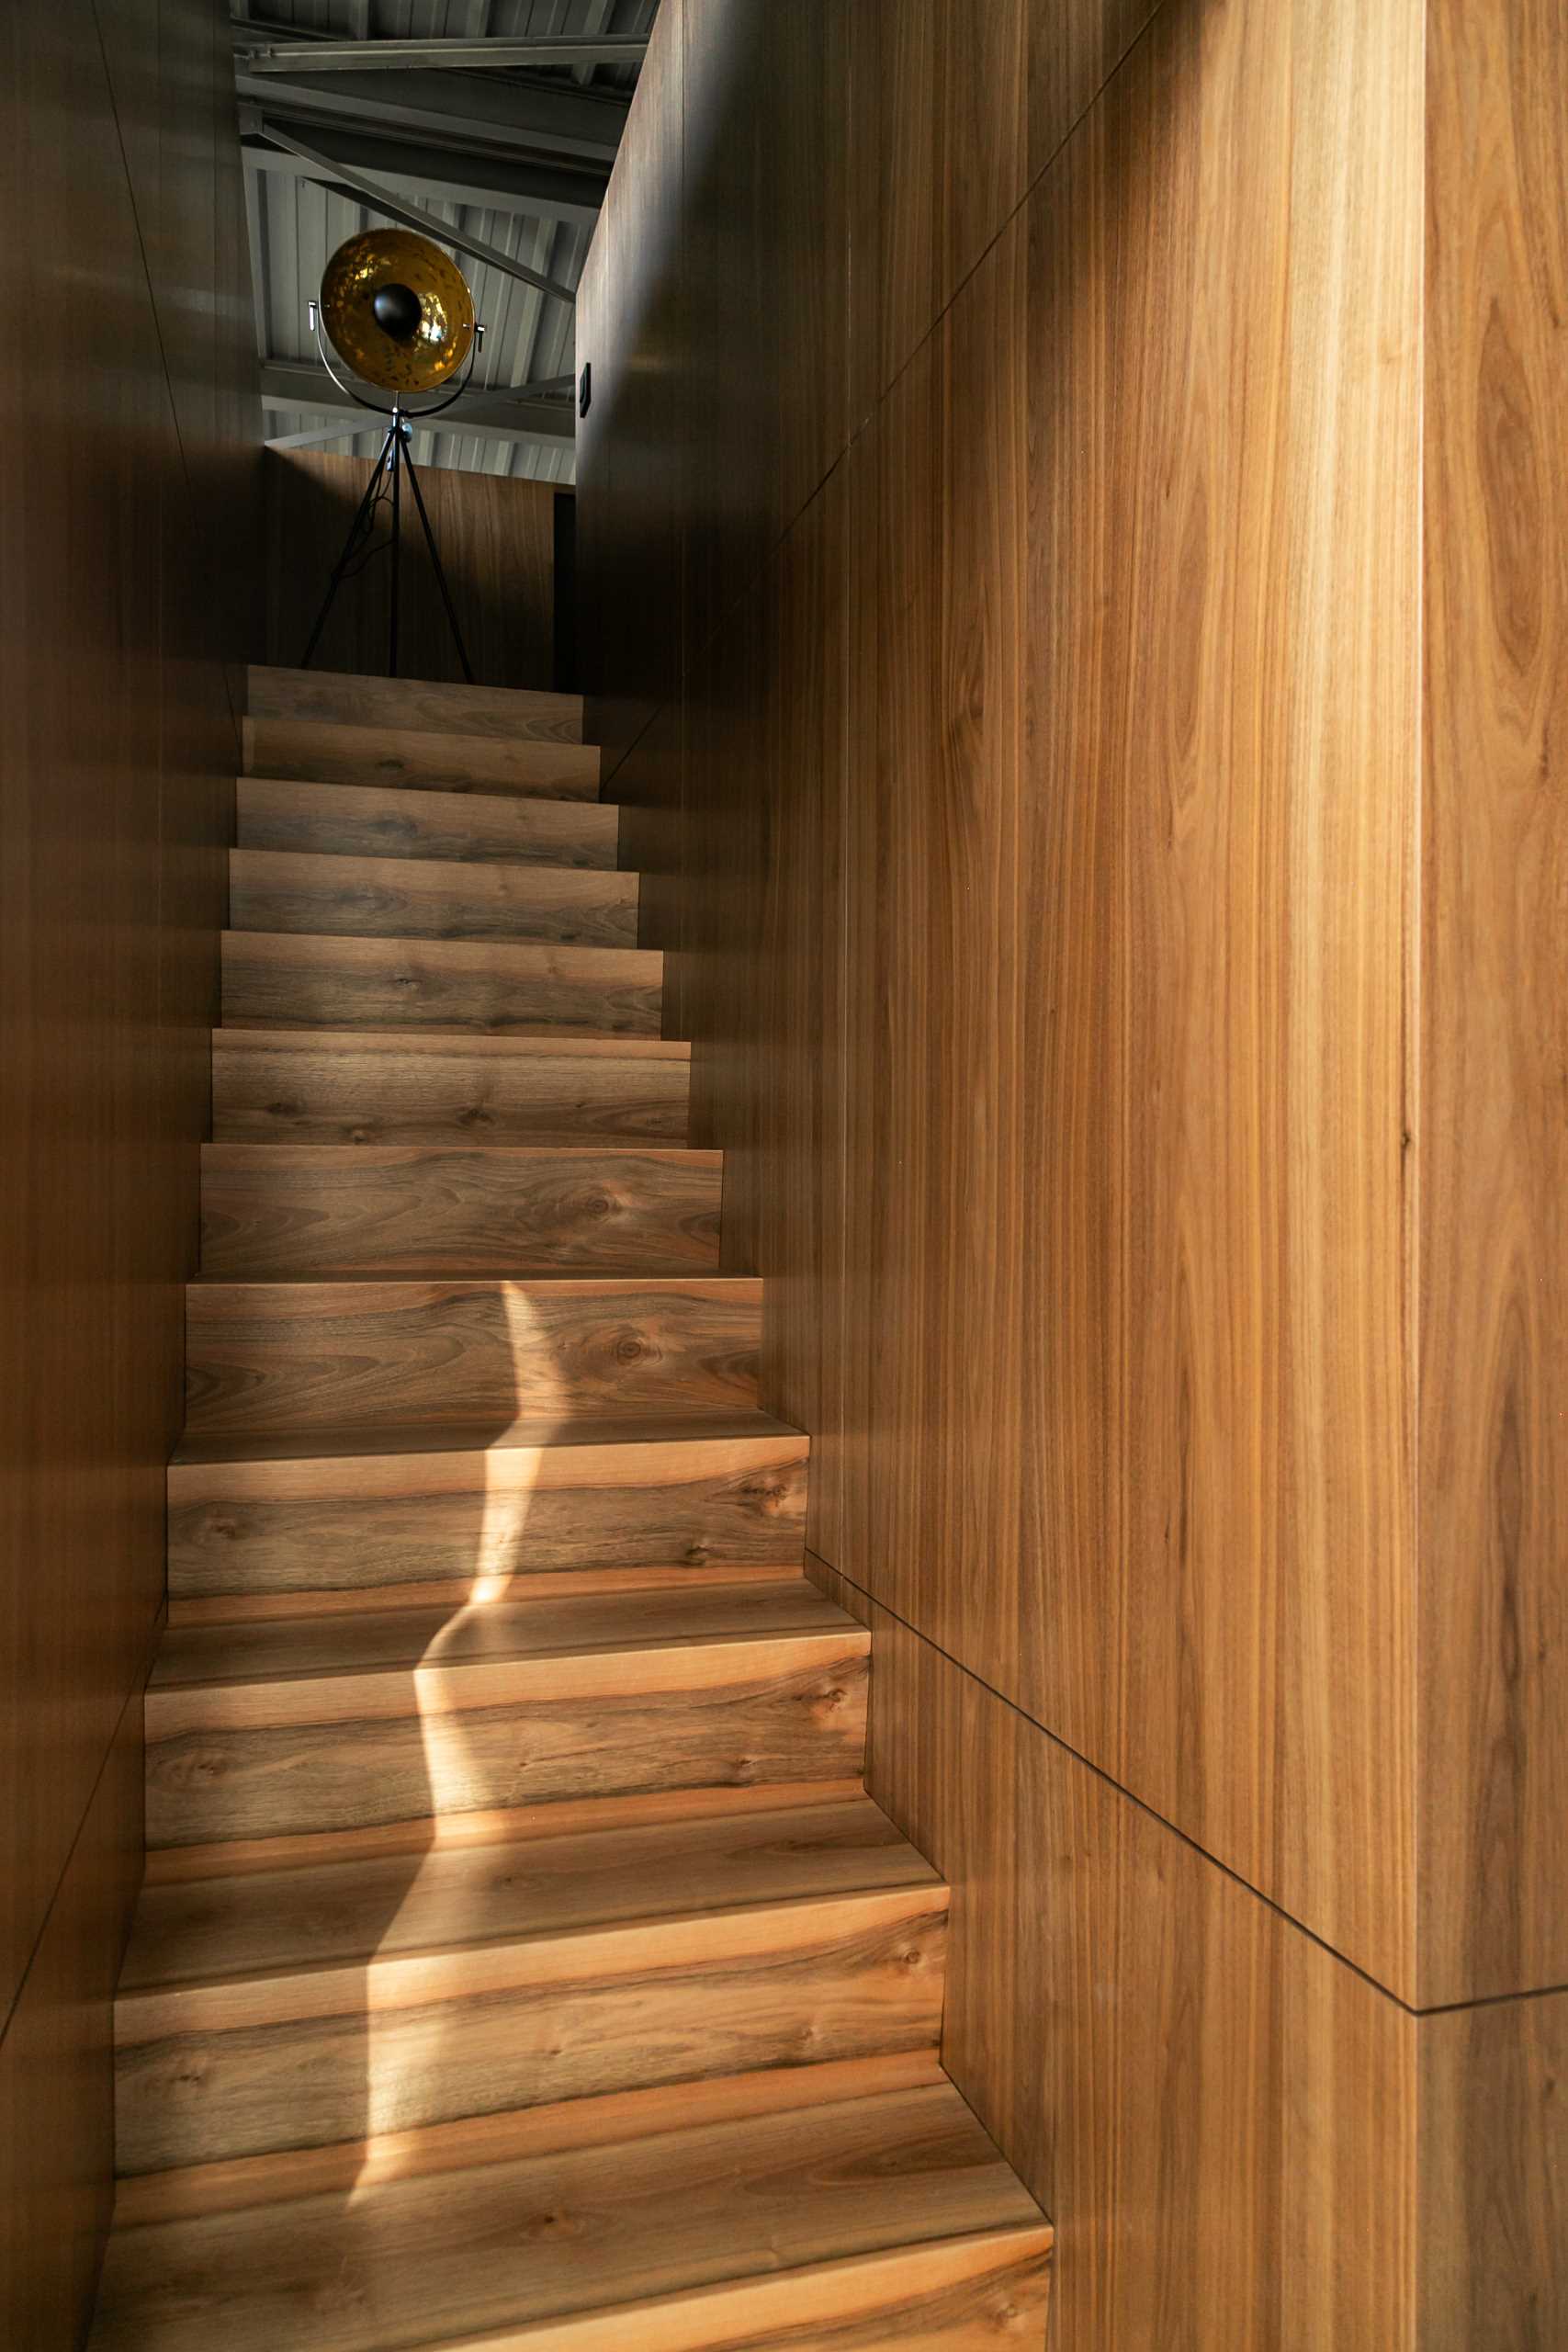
(88, 664, 1053, 2350)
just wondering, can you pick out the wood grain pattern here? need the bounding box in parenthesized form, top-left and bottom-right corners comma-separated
(221, 931, 662, 1036)
(168, 1426, 807, 1601)
(0, 0, 254, 2329)
(572, 0, 1568, 2326)
(211, 1029, 690, 1148)
(116, 1801, 943, 2175)
(247, 664, 583, 744)
(1417, 0, 1568, 2007)
(244, 716, 600, 801)
(184, 1276, 761, 1436)
(1416, 1985, 1568, 2351)
(0, 1695, 143, 2350)
(90, 2085, 1048, 2352)
(140, 1781, 868, 1894)
(120, 1798, 937, 1994)
(108, 2052, 947, 2223)
(674, 0, 1426, 1994)
(147, 1579, 856, 1712)
(117, 1887, 947, 2175)
(265, 451, 559, 695)
(238, 775, 620, 870)
(230, 848, 640, 947)
(815, 1563, 1417, 2350)
(198, 1143, 721, 1278)
(847, 0, 1159, 417)
(145, 1627, 870, 1847)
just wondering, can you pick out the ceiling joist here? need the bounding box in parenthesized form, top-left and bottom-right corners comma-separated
(243, 35, 649, 74)
(258, 120, 578, 305)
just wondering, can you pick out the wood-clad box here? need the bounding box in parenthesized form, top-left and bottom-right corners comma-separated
(577, 0, 1568, 2339)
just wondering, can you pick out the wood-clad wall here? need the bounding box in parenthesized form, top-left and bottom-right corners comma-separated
(265, 451, 560, 691)
(0, 3, 259, 2341)
(579, 0, 1568, 2340)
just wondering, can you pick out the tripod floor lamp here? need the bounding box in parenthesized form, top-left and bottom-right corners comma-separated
(299, 227, 484, 682)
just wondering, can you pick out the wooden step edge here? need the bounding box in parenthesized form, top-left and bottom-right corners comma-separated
(423, 2225, 1054, 2352)
(237, 772, 621, 828)
(167, 1421, 807, 1495)
(227, 843, 638, 882)
(246, 664, 586, 730)
(169, 1563, 802, 1630)
(170, 1412, 804, 1474)
(210, 1024, 691, 1060)
(117, 1882, 950, 2042)
(199, 1139, 718, 1168)
(221, 928, 660, 973)
(142, 1780, 870, 1888)
(220, 1019, 670, 1042)
(186, 1271, 761, 1295)
(109, 2051, 948, 2226)
(241, 716, 603, 790)
(145, 1624, 869, 1738)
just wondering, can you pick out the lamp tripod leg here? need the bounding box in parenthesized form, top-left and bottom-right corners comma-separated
(299, 424, 397, 671)
(401, 435, 476, 684)
(389, 414, 402, 679)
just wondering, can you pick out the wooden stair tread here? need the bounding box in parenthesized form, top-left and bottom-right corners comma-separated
(197, 1142, 723, 1280)
(171, 1407, 804, 1468)
(212, 1025, 691, 1060)
(243, 714, 603, 801)
(230, 847, 640, 947)
(221, 931, 662, 1039)
(247, 665, 585, 743)
(119, 1794, 940, 1996)
(239, 776, 621, 871)
(148, 1577, 862, 1695)
(89, 2083, 1050, 2352)
(97, 666, 1050, 2341)
(203, 1142, 717, 1163)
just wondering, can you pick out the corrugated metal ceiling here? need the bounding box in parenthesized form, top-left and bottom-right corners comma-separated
(236, 0, 658, 481)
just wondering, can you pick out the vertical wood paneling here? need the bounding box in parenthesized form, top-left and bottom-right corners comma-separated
(264, 452, 558, 694)
(812, 1558, 1419, 2352)
(1011, 0, 1423, 1998)
(1417, 1989, 1568, 2348)
(579, 0, 1568, 2331)
(0, 1, 256, 2338)
(0, 1702, 143, 2352)
(1418, 0, 1568, 2007)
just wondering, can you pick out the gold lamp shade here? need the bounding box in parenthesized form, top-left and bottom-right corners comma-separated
(318, 229, 476, 394)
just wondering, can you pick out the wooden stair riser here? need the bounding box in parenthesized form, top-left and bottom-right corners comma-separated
(184, 1280, 761, 1438)
(243, 715, 602, 800)
(211, 1032, 690, 1149)
(169, 1437, 809, 1604)
(238, 777, 619, 871)
(222, 933, 661, 1037)
(144, 1636, 870, 1847)
(198, 1146, 722, 1281)
(115, 1888, 948, 2175)
(247, 665, 584, 743)
(230, 849, 640, 948)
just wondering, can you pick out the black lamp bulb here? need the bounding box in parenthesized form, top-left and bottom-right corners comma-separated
(371, 282, 423, 343)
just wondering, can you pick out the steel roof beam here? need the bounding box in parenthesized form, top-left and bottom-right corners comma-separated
(243, 35, 649, 74)
(261, 362, 574, 452)
(241, 125, 604, 227)
(233, 62, 628, 164)
(258, 121, 578, 305)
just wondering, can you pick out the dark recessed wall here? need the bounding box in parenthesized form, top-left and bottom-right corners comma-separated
(265, 450, 563, 692)
(0, 2, 259, 2340)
